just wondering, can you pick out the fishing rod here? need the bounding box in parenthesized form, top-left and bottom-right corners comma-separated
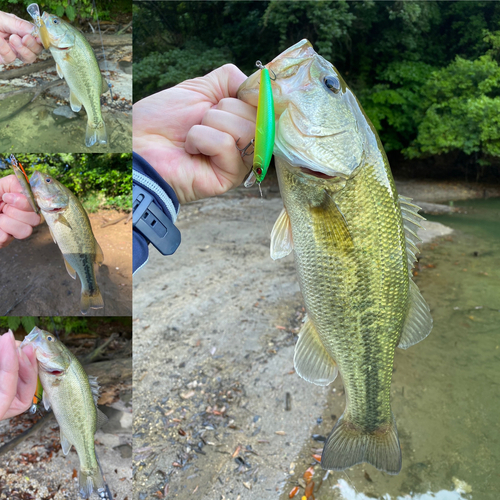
(91, 0, 113, 101)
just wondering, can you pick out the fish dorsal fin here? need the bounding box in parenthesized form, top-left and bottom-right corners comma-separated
(310, 193, 353, 252)
(95, 239, 104, 265)
(60, 430, 72, 455)
(63, 257, 77, 280)
(399, 196, 425, 271)
(270, 207, 293, 260)
(42, 390, 51, 411)
(88, 375, 100, 406)
(294, 314, 338, 386)
(56, 63, 64, 79)
(398, 280, 433, 349)
(69, 90, 82, 112)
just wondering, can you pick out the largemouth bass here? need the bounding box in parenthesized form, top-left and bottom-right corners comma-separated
(30, 171, 104, 314)
(20, 327, 110, 499)
(27, 4, 108, 147)
(238, 40, 432, 474)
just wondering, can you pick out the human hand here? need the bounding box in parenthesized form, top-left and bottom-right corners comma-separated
(0, 12, 43, 64)
(0, 174, 41, 248)
(0, 330, 38, 421)
(133, 64, 257, 204)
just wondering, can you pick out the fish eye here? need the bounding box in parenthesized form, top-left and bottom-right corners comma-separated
(324, 76, 341, 94)
(45, 178, 51, 183)
(53, 18, 59, 24)
(47, 335, 53, 341)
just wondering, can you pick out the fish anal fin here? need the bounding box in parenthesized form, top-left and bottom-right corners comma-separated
(398, 280, 433, 349)
(63, 258, 77, 280)
(270, 207, 293, 260)
(60, 430, 72, 455)
(95, 240, 104, 265)
(56, 214, 72, 229)
(56, 63, 64, 79)
(69, 90, 82, 112)
(310, 193, 353, 252)
(322, 412, 402, 475)
(294, 315, 338, 386)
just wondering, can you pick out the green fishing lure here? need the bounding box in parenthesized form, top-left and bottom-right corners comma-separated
(245, 60, 275, 187)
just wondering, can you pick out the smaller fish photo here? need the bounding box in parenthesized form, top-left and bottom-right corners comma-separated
(0, 316, 132, 499)
(0, 1, 132, 152)
(0, 153, 132, 316)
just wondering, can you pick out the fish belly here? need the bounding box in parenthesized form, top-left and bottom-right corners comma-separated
(276, 157, 409, 474)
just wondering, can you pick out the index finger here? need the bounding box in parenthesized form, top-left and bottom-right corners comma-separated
(0, 174, 24, 197)
(0, 13, 35, 38)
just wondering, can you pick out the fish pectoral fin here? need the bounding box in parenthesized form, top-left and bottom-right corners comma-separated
(60, 430, 72, 455)
(55, 63, 64, 79)
(97, 408, 109, 430)
(42, 390, 51, 411)
(56, 214, 72, 229)
(63, 258, 77, 280)
(311, 193, 353, 252)
(69, 90, 82, 112)
(398, 280, 433, 349)
(95, 239, 104, 265)
(270, 207, 293, 260)
(294, 315, 338, 386)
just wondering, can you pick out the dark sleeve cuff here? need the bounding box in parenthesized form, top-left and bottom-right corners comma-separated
(133, 152, 181, 273)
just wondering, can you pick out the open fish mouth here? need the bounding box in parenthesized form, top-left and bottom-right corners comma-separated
(300, 167, 337, 179)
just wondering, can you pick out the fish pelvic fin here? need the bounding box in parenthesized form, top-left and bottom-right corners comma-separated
(85, 120, 107, 147)
(398, 280, 433, 349)
(270, 207, 293, 260)
(294, 315, 338, 386)
(78, 466, 104, 500)
(321, 412, 402, 475)
(80, 287, 104, 314)
(63, 257, 77, 280)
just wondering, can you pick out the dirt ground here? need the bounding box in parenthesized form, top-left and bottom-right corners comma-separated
(131, 178, 473, 500)
(0, 209, 132, 316)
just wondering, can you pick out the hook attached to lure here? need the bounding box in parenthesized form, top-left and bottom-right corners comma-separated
(243, 60, 276, 188)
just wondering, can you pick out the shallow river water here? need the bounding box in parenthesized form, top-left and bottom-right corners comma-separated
(282, 198, 500, 500)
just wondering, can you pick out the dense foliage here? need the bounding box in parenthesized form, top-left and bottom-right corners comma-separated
(0, 153, 132, 211)
(0, 0, 131, 22)
(134, 1, 500, 175)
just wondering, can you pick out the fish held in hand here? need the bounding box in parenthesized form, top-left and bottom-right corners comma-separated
(238, 39, 432, 475)
(27, 4, 108, 147)
(20, 327, 110, 499)
(30, 171, 104, 314)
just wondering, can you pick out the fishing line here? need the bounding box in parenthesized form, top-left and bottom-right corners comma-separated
(91, 0, 113, 101)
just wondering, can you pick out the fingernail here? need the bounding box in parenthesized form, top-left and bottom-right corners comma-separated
(2, 193, 16, 204)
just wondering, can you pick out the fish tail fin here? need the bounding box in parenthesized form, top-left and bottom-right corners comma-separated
(80, 287, 104, 315)
(321, 412, 402, 475)
(78, 466, 104, 499)
(85, 120, 107, 147)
